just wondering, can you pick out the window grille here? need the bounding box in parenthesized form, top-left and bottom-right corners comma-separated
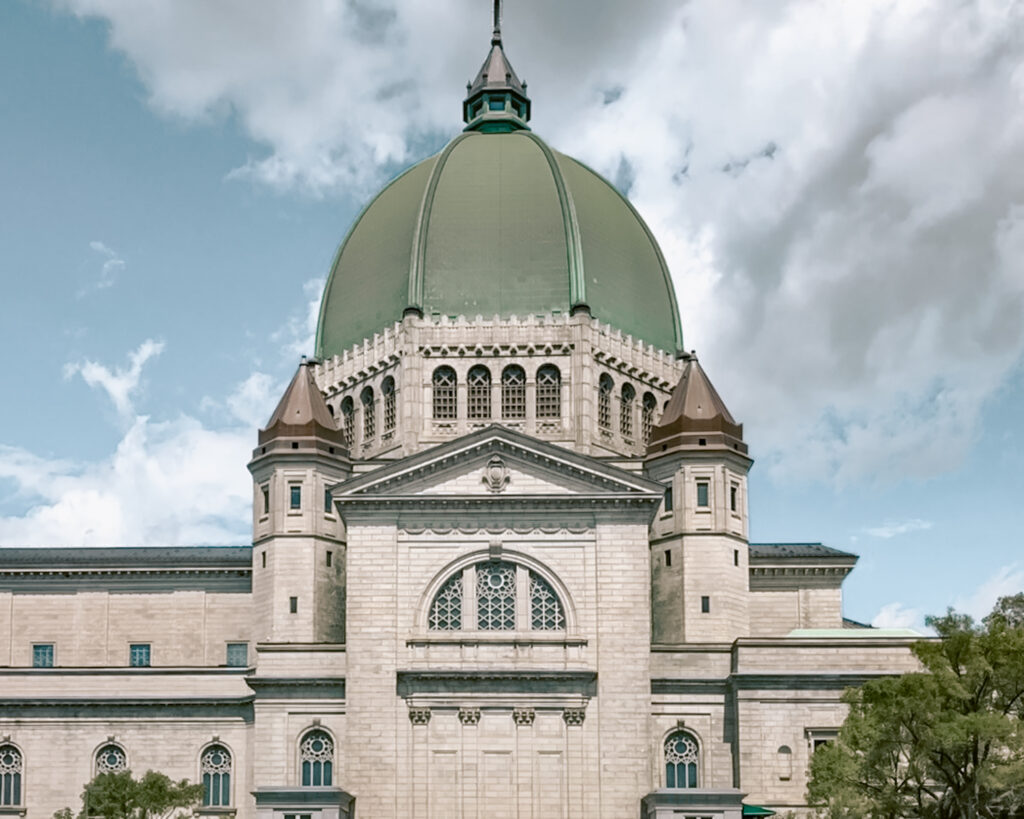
(32, 644, 53, 668)
(428, 572, 462, 630)
(129, 643, 150, 667)
(620, 383, 636, 438)
(0, 746, 21, 806)
(467, 366, 492, 420)
(598, 374, 613, 431)
(300, 730, 333, 787)
(665, 731, 699, 788)
(226, 642, 248, 667)
(432, 367, 457, 420)
(360, 386, 375, 442)
(382, 376, 396, 436)
(201, 745, 232, 807)
(536, 365, 561, 419)
(530, 573, 565, 630)
(501, 365, 526, 419)
(341, 397, 354, 446)
(96, 744, 127, 774)
(642, 392, 657, 443)
(477, 562, 517, 630)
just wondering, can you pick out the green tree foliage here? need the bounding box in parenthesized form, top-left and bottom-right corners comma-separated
(53, 770, 203, 819)
(808, 597, 1024, 819)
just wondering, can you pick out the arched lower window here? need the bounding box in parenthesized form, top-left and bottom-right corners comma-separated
(0, 746, 22, 807)
(300, 730, 334, 787)
(360, 386, 375, 442)
(428, 561, 565, 633)
(665, 731, 699, 788)
(777, 745, 793, 781)
(201, 745, 232, 807)
(96, 743, 127, 775)
(501, 365, 526, 419)
(620, 383, 636, 438)
(340, 397, 355, 446)
(598, 374, 613, 431)
(642, 392, 657, 444)
(382, 376, 396, 435)
(432, 367, 457, 420)
(467, 366, 492, 420)
(536, 365, 561, 419)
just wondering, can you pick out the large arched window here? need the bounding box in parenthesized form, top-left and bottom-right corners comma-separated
(201, 745, 232, 807)
(501, 365, 526, 419)
(382, 376, 396, 437)
(360, 386, 375, 442)
(536, 365, 561, 419)
(620, 383, 636, 438)
(428, 561, 565, 633)
(665, 731, 699, 788)
(95, 743, 127, 775)
(300, 730, 334, 787)
(432, 367, 457, 420)
(598, 374, 613, 431)
(0, 745, 22, 807)
(340, 397, 355, 446)
(467, 366, 492, 420)
(642, 392, 657, 444)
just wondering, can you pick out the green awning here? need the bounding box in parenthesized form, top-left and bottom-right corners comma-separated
(742, 807, 776, 817)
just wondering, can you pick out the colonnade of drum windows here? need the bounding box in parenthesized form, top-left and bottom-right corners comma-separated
(0, 731, 335, 809)
(431, 364, 562, 421)
(598, 373, 659, 443)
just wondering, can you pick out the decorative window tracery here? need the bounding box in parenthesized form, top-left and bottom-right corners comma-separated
(0, 745, 22, 807)
(432, 367, 457, 420)
(598, 374, 613, 431)
(536, 365, 561, 419)
(201, 745, 232, 807)
(620, 383, 636, 439)
(341, 397, 354, 446)
(360, 386, 375, 442)
(665, 731, 699, 788)
(468, 366, 492, 420)
(382, 376, 396, 437)
(300, 730, 333, 787)
(96, 744, 127, 774)
(427, 561, 565, 633)
(501, 365, 526, 419)
(642, 392, 657, 444)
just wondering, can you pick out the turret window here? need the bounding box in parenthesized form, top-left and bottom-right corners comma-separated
(620, 383, 636, 438)
(730, 483, 738, 513)
(536, 364, 561, 419)
(501, 365, 526, 419)
(361, 386, 376, 441)
(290, 485, 302, 510)
(340, 397, 355, 446)
(432, 367, 457, 420)
(664, 731, 700, 788)
(696, 481, 709, 507)
(642, 392, 657, 444)
(598, 374, 613, 431)
(468, 365, 492, 420)
(382, 376, 396, 437)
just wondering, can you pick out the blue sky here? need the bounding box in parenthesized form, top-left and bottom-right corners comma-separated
(1, 0, 1022, 630)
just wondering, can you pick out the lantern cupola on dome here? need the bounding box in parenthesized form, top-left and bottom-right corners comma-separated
(463, 0, 531, 132)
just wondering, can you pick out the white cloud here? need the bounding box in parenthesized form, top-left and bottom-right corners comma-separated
(224, 372, 282, 429)
(63, 339, 165, 419)
(270, 277, 324, 359)
(49, 0, 1024, 484)
(952, 563, 1024, 622)
(87, 239, 126, 290)
(864, 518, 933, 539)
(871, 602, 926, 631)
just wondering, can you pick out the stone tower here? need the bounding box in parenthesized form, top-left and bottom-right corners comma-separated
(645, 356, 753, 643)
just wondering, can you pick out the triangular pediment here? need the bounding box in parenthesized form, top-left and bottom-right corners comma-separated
(333, 426, 662, 500)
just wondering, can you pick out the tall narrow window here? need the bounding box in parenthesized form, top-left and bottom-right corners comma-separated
(201, 745, 232, 807)
(730, 484, 738, 513)
(360, 386, 375, 442)
(696, 481, 709, 507)
(620, 383, 636, 438)
(340, 397, 355, 446)
(290, 485, 302, 510)
(642, 392, 657, 443)
(0, 746, 21, 806)
(129, 643, 150, 667)
(665, 731, 699, 788)
(32, 644, 54, 668)
(536, 364, 561, 419)
(530, 573, 565, 630)
(261, 485, 270, 516)
(664, 485, 673, 512)
(598, 374, 613, 431)
(432, 366, 457, 420)
(381, 376, 396, 436)
(96, 744, 127, 774)
(477, 562, 517, 630)
(501, 365, 526, 419)
(300, 730, 334, 787)
(467, 365, 492, 420)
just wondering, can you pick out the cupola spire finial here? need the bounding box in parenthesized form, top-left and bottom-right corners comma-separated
(492, 0, 502, 44)
(463, 0, 531, 132)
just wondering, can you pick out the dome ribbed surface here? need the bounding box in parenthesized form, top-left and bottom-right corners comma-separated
(316, 130, 684, 357)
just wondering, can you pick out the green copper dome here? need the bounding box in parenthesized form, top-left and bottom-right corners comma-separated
(315, 129, 684, 359)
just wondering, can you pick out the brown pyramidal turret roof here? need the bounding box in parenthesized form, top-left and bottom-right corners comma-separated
(258, 359, 346, 446)
(646, 356, 749, 458)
